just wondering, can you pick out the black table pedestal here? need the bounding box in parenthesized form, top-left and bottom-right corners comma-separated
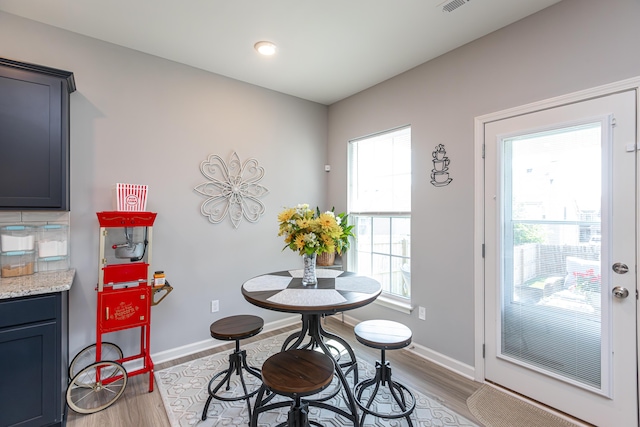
(281, 314, 360, 423)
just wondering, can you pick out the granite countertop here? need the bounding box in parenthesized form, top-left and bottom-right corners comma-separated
(0, 269, 75, 299)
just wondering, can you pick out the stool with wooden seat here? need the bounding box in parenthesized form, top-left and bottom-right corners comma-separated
(201, 314, 264, 422)
(353, 319, 416, 426)
(251, 349, 357, 427)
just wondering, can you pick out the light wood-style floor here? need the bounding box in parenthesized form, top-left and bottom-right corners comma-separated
(66, 317, 484, 426)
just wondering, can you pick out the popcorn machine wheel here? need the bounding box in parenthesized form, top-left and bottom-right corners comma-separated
(65, 212, 173, 414)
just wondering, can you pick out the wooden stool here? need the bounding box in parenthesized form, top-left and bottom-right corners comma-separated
(251, 349, 355, 427)
(353, 320, 416, 426)
(201, 315, 264, 422)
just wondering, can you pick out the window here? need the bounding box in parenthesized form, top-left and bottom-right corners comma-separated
(348, 126, 411, 303)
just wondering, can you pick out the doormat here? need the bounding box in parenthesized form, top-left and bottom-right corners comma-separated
(155, 331, 479, 426)
(467, 384, 581, 427)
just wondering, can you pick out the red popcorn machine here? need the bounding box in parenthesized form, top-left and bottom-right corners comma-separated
(65, 211, 172, 414)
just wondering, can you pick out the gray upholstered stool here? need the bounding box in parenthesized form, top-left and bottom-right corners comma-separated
(353, 319, 416, 426)
(251, 349, 355, 427)
(201, 315, 264, 422)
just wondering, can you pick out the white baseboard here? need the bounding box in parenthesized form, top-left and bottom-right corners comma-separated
(337, 313, 476, 380)
(337, 312, 359, 328)
(125, 315, 300, 371)
(133, 313, 475, 383)
(404, 342, 475, 380)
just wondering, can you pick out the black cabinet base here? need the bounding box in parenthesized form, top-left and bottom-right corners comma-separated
(0, 292, 68, 427)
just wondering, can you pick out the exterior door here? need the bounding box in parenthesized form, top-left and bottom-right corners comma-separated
(484, 90, 637, 426)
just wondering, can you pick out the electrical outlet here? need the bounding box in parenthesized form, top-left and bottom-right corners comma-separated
(418, 306, 426, 320)
(211, 300, 219, 313)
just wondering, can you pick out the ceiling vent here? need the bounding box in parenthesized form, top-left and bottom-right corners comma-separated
(442, 0, 469, 12)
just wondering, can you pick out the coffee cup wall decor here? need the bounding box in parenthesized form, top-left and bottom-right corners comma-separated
(430, 144, 453, 187)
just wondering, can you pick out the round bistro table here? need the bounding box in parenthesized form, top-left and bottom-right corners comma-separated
(241, 268, 382, 424)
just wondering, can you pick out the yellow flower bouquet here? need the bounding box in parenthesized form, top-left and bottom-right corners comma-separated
(277, 204, 353, 257)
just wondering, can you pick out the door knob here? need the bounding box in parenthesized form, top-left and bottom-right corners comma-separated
(612, 286, 629, 299)
(612, 262, 629, 274)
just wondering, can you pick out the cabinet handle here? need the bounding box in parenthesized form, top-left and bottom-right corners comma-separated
(106, 307, 109, 320)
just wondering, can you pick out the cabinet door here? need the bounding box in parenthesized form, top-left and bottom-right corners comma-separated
(0, 59, 73, 210)
(0, 321, 57, 427)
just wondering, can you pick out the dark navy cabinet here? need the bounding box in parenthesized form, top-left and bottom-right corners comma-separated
(0, 292, 68, 427)
(0, 58, 75, 211)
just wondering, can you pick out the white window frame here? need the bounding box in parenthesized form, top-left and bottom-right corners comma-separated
(347, 126, 411, 312)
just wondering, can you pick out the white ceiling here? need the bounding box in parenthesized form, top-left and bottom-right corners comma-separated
(0, 0, 562, 105)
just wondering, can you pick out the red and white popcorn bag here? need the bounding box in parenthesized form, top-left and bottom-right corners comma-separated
(114, 183, 148, 211)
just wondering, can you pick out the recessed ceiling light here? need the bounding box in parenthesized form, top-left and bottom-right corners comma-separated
(254, 41, 277, 56)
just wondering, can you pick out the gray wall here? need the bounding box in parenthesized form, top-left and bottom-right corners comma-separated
(0, 11, 328, 357)
(2, 0, 639, 370)
(327, 0, 640, 365)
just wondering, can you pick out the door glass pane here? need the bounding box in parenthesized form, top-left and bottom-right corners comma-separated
(501, 122, 604, 390)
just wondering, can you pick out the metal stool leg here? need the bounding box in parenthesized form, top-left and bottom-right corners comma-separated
(354, 348, 416, 426)
(202, 340, 262, 422)
(287, 396, 308, 427)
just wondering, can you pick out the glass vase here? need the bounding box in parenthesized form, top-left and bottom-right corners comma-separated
(302, 253, 318, 285)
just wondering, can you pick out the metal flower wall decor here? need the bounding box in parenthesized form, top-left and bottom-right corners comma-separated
(194, 152, 269, 228)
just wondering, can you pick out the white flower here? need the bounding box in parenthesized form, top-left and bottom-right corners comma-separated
(303, 233, 318, 244)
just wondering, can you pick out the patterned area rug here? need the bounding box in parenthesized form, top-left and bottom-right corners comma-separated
(155, 331, 479, 426)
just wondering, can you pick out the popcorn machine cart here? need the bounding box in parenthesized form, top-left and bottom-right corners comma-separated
(66, 211, 172, 414)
